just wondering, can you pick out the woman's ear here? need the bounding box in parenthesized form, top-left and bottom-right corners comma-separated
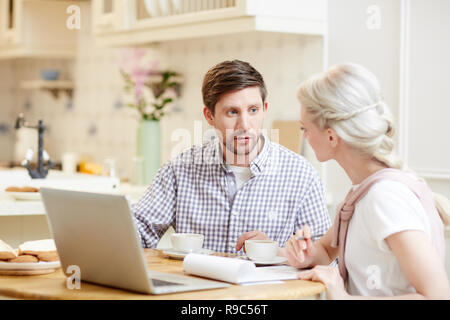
(327, 128, 339, 148)
(203, 106, 215, 126)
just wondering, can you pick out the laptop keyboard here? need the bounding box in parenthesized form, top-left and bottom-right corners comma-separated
(150, 279, 183, 287)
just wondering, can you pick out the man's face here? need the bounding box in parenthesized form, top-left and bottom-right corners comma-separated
(204, 86, 268, 158)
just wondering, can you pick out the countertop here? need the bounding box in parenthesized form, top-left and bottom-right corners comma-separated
(0, 168, 148, 216)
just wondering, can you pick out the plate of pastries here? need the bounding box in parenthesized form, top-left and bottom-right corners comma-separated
(0, 239, 60, 275)
(4, 186, 41, 201)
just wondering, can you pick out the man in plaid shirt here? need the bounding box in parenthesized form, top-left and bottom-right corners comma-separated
(133, 60, 331, 255)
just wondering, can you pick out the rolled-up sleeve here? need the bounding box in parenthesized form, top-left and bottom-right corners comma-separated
(132, 163, 177, 248)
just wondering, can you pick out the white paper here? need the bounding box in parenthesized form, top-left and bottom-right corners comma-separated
(183, 254, 300, 284)
(183, 253, 255, 283)
(240, 265, 300, 284)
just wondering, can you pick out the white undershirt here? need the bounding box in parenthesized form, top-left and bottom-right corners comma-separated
(345, 179, 432, 297)
(228, 165, 252, 189)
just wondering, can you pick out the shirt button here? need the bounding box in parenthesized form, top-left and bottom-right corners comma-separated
(232, 211, 239, 216)
(229, 241, 235, 249)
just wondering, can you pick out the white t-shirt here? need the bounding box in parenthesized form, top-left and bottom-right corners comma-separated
(345, 179, 432, 297)
(228, 165, 252, 189)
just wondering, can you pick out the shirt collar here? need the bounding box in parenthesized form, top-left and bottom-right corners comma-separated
(212, 134, 272, 176)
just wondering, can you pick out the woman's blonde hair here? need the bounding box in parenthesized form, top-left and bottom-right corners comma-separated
(297, 63, 450, 226)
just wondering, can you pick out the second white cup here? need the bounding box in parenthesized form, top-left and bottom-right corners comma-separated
(170, 233, 204, 253)
(244, 240, 278, 261)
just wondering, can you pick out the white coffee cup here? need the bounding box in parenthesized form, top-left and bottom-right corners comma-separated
(244, 240, 278, 261)
(170, 233, 204, 253)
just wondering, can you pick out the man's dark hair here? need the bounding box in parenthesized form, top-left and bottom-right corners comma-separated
(202, 60, 267, 114)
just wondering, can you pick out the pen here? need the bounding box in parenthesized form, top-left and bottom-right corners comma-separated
(295, 234, 322, 241)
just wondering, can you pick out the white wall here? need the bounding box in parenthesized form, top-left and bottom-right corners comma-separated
(326, 0, 401, 217)
(402, 0, 450, 196)
(403, 0, 450, 280)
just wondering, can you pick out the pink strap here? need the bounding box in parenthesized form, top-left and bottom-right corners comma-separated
(331, 168, 445, 284)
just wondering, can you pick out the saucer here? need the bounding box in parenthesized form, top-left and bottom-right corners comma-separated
(241, 256, 288, 266)
(5, 191, 41, 201)
(0, 261, 61, 275)
(161, 248, 214, 260)
(0, 261, 60, 270)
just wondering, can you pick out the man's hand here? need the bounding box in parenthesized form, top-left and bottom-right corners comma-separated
(235, 230, 270, 252)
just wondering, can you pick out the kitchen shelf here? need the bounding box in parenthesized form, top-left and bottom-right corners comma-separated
(20, 80, 74, 99)
(0, 0, 78, 60)
(0, 47, 77, 60)
(93, 0, 327, 47)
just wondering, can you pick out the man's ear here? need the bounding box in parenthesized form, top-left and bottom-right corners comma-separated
(203, 106, 215, 126)
(327, 128, 339, 148)
(260, 101, 268, 122)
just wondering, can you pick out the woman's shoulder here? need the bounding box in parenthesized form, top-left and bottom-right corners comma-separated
(362, 179, 421, 206)
(358, 178, 428, 222)
(369, 178, 417, 195)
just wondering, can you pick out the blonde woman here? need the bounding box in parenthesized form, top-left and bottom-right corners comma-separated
(284, 63, 450, 299)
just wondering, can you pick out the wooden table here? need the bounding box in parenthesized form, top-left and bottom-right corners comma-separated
(0, 249, 325, 300)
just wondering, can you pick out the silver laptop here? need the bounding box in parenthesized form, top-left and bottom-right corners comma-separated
(40, 188, 229, 295)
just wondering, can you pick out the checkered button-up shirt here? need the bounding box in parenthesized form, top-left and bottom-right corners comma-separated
(132, 136, 331, 254)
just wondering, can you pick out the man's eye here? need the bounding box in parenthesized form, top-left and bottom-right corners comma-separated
(250, 108, 258, 113)
(228, 110, 237, 115)
(300, 127, 306, 132)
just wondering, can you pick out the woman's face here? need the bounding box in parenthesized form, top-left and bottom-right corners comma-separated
(300, 106, 335, 162)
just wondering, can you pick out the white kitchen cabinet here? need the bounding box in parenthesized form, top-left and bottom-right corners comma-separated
(93, 0, 327, 47)
(0, 0, 78, 59)
(92, 0, 129, 35)
(0, 0, 20, 46)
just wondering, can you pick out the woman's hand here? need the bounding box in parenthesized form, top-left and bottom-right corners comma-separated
(284, 225, 317, 268)
(297, 265, 349, 300)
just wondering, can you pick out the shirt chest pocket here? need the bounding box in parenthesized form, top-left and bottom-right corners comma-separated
(246, 200, 297, 232)
(264, 207, 291, 225)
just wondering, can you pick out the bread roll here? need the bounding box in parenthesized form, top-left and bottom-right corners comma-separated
(0, 239, 17, 260)
(5, 186, 21, 192)
(18, 239, 57, 256)
(8, 255, 39, 263)
(37, 251, 59, 262)
(21, 186, 39, 192)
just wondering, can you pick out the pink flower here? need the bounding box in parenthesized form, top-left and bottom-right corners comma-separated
(118, 47, 161, 100)
(118, 47, 148, 74)
(132, 69, 149, 100)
